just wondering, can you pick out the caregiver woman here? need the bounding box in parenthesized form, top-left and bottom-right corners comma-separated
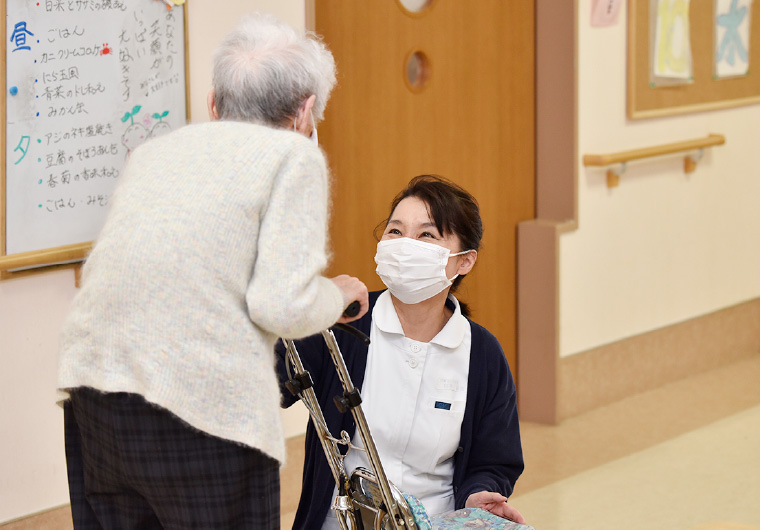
(277, 175, 525, 528)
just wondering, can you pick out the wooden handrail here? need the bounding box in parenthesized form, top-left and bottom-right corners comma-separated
(583, 133, 725, 187)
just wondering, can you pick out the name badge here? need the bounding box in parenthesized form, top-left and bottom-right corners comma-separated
(434, 401, 452, 410)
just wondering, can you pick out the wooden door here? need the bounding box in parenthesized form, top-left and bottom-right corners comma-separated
(315, 1, 535, 376)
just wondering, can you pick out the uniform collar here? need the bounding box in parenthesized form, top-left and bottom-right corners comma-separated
(373, 291, 468, 349)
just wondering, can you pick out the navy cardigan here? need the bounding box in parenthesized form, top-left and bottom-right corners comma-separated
(275, 291, 524, 529)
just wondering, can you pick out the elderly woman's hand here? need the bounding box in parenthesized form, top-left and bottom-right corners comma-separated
(465, 491, 526, 524)
(330, 275, 369, 323)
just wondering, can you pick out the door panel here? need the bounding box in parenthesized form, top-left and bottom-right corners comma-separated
(316, 1, 535, 375)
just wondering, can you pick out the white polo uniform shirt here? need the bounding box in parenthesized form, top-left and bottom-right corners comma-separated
(322, 290, 471, 528)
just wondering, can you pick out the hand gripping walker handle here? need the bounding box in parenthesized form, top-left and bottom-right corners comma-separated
(343, 300, 360, 318)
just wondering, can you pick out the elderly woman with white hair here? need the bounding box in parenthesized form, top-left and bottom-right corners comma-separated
(57, 14, 367, 529)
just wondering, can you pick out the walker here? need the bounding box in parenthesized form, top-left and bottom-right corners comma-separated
(281, 311, 534, 530)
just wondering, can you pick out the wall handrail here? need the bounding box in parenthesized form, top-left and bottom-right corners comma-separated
(583, 133, 725, 187)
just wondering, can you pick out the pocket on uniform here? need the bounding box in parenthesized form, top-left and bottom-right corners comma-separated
(411, 395, 465, 473)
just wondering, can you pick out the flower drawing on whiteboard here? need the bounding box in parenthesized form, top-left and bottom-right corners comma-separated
(150, 110, 172, 138)
(653, 0, 693, 81)
(714, 0, 751, 78)
(121, 105, 150, 157)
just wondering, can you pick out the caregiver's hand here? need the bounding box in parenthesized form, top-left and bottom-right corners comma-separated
(465, 491, 526, 524)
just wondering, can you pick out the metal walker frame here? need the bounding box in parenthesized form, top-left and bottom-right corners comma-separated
(282, 324, 420, 530)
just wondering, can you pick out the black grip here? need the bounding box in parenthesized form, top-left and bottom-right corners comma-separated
(332, 323, 371, 345)
(343, 300, 360, 317)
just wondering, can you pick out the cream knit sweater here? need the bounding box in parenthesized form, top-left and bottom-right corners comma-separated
(58, 121, 344, 463)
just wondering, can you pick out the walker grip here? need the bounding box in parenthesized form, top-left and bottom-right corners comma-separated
(343, 300, 360, 317)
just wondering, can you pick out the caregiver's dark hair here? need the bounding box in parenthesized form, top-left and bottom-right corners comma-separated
(376, 174, 483, 316)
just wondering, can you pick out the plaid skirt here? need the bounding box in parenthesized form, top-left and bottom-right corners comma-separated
(64, 387, 280, 529)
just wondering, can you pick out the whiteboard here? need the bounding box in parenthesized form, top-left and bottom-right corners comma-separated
(3, 0, 187, 257)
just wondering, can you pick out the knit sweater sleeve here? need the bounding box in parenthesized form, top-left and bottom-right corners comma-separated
(245, 143, 344, 339)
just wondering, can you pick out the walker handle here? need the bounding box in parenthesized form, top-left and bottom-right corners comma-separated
(343, 300, 360, 318)
(331, 323, 370, 346)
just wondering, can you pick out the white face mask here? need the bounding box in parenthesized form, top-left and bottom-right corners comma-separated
(374, 238, 470, 305)
(294, 111, 318, 146)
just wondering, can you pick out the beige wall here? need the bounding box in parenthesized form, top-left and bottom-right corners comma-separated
(560, 2, 760, 357)
(0, 1, 308, 523)
(0, 269, 77, 522)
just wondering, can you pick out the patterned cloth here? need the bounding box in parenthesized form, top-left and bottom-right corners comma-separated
(430, 508, 535, 529)
(64, 387, 280, 529)
(403, 493, 433, 529)
(393, 493, 533, 530)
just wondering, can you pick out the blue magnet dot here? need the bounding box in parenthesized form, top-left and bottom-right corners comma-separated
(9, 86, 18, 95)
(38, 204, 42, 208)
(37, 158, 41, 162)
(38, 179, 43, 184)
(36, 112, 39, 116)
(37, 139, 41, 143)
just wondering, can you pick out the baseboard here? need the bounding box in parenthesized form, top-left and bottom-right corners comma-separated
(556, 298, 760, 421)
(0, 504, 71, 529)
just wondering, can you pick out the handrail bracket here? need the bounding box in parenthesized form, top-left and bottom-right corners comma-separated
(684, 148, 704, 174)
(607, 162, 627, 188)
